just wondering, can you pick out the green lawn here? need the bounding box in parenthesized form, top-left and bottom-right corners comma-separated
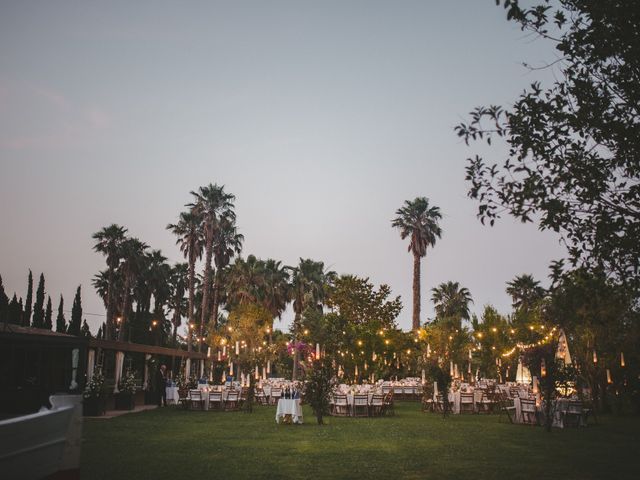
(81, 402, 639, 479)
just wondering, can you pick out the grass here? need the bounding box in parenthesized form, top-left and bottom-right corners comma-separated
(81, 402, 640, 479)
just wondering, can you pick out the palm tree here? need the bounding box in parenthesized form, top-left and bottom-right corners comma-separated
(92, 224, 127, 340)
(392, 197, 442, 331)
(167, 210, 204, 351)
(189, 184, 236, 351)
(288, 258, 335, 380)
(212, 214, 244, 329)
(431, 281, 473, 328)
(506, 274, 545, 312)
(117, 237, 148, 341)
(168, 263, 189, 345)
(225, 255, 264, 308)
(261, 259, 290, 323)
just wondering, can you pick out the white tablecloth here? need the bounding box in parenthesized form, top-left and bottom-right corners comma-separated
(275, 399, 303, 424)
(166, 387, 180, 405)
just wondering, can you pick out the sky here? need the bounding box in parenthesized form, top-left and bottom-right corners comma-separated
(0, 0, 565, 334)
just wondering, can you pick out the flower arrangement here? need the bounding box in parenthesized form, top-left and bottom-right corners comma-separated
(118, 369, 137, 396)
(83, 370, 105, 400)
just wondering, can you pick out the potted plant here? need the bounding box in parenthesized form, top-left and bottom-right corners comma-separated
(83, 370, 106, 416)
(115, 369, 137, 410)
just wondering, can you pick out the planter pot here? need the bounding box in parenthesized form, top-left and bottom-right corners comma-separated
(115, 393, 135, 411)
(83, 397, 105, 416)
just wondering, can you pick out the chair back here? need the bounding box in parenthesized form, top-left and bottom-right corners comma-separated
(189, 390, 202, 400)
(209, 391, 222, 401)
(334, 394, 348, 406)
(520, 398, 536, 413)
(354, 394, 369, 406)
(371, 394, 384, 406)
(460, 392, 474, 403)
(271, 388, 282, 399)
(227, 391, 239, 401)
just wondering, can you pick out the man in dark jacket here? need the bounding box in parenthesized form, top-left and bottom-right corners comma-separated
(156, 364, 167, 407)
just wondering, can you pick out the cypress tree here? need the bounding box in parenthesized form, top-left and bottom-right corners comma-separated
(32, 273, 45, 328)
(23, 270, 33, 327)
(68, 286, 82, 336)
(55, 295, 66, 333)
(96, 325, 102, 339)
(0, 274, 9, 324)
(44, 296, 53, 330)
(8, 294, 20, 324)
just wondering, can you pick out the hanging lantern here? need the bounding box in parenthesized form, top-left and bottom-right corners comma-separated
(255, 365, 259, 379)
(450, 361, 454, 377)
(229, 361, 234, 376)
(593, 350, 598, 364)
(541, 358, 547, 377)
(468, 362, 472, 374)
(468, 349, 472, 360)
(235, 341, 240, 356)
(316, 343, 321, 359)
(222, 345, 226, 356)
(427, 344, 431, 358)
(621, 352, 625, 367)
(372, 352, 377, 362)
(364, 362, 368, 371)
(267, 360, 271, 374)
(355, 365, 359, 377)
(606, 369, 613, 384)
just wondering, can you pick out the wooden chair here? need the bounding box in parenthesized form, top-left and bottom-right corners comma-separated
(255, 388, 269, 406)
(270, 388, 282, 405)
(519, 398, 538, 425)
(352, 394, 369, 417)
(421, 384, 435, 413)
(370, 394, 385, 416)
(562, 401, 586, 428)
(225, 390, 240, 411)
(332, 394, 349, 416)
(188, 390, 204, 410)
(208, 391, 223, 411)
(435, 393, 453, 414)
(460, 392, 475, 414)
(497, 391, 516, 423)
(381, 385, 392, 396)
(383, 391, 395, 416)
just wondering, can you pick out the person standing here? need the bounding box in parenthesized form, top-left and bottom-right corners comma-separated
(156, 364, 167, 407)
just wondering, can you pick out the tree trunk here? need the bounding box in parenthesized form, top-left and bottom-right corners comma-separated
(187, 253, 196, 352)
(106, 267, 114, 340)
(118, 277, 132, 342)
(292, 312, 300, 381)
(200, 231, 214, 353)
(412, 253, 421, 331)
(211, 271, 220, 329)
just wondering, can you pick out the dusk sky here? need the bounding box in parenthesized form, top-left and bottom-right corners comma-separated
(0, 1, 565, 333)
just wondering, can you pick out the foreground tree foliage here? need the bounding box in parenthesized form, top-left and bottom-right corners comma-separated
(456, 0, 640, 290)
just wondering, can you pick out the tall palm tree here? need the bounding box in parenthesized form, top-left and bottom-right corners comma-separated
(92, 224, 127, 340)
(117, 237, 148, 341)
(167, 210, 204, 351)
(506, 274, 545, 312)
(212, 215, 244, 329)
(189, 184, 236, 351)
(168, 263, 189, 345)
(431, 281, 473, 327)
(392, 197, 442, 331)
(288, 258, 335, 380)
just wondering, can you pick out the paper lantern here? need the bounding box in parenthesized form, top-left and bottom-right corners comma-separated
(607, 369, 613, 384)
(593, 350, 598, 363)
(621, 352, 625, 367)
(267, 360, 271, 374)
(316, 343, 321, 359)
(235, 341, 240, 356)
